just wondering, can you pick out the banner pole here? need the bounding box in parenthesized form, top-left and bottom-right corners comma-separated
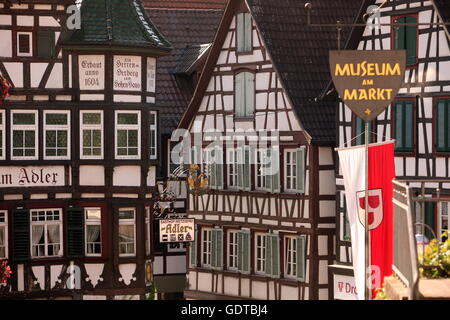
(364, 121, 371, 300)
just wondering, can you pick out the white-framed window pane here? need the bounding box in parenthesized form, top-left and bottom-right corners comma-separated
(0, 211, 6, 259)
(30, 209, 62, 258)
(285, 150, 297, 191)
(86, 224, 101, 254)
(285, 237, 297, 278)
(81, 111, 103, 159)
(0, 111, 5, 159)
(202, 229, 212, 266)
(256, 234, 266, 273)
(44, 111, 70, 159)
(11, 111, 37, 159)
(149, 111, 157, 159)
(228, 231, 238, 269)
(119, 225, 135, 255)
(115, 112, 140, 159)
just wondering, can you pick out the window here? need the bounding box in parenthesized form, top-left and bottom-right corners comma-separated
(393, 16, 417, 66)
(17, 32, 32, 57)
(80, 111, 103, 159)
(85, 208, 101, 256)
(205, 147, 223, 190)
(285, 235, 306, 282)
(435, 99, 450, 153)
(255, 233, 266, 274)
(115, 111, 140, 159)
(354, 116, 374, 146)
(285, 236, 297, 279)
(118, 208, 136, 257)
(228, 149, 239, 188)
(284, 148, 305, 193)
(237, 229, 250, 274)
(201, 228, 212, 267)
(228, 230, 239, 270)
(439, 202, 449, 238)
(393, 100, 414, 153)
(256, 149, 266, 190)
(145, 207, 151, 256)
(0, 110, 5, 160)
(236, 12, 252, 53)
(11, 111, 38, 160)
(256, 147, 280, 193)
(0, 211, 7, 259)
(37, 31, 55, 59)
(30, 209, 63, 258)
(149, 111, 157, 159)
(235, 72, 255, 117)
(44, 111, 70, 159)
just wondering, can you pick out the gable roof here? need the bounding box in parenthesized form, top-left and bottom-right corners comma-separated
(147, 8, 224, 135)
(178, 0, 368, 145)
(65, 0, 171, 52)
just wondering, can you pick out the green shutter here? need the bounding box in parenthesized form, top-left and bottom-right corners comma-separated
(37, 31, 55, 58)
(209, 149, 216, 189)
(265, 149, 272, 192)
(296, 148, 305, 193)
(216, 147, 224, 190)
(395, 17, 406, 51)
(66, 207, 84, 259)
(271, 146, 280, 193)
(211, 228, 223, 269)
(424, 202, 436, 241)
(436, 101, 448, 152)
(405, 102, 414, 150)
(244, 13, 252, 52)
(235, 73, 245, 117)
(189, 229, 198, 268)
(237, 13, 245, 52)
(405, 16, 417, 66)
(244, 146, 251, 191)
(297, 235, 306, 282)
(12, 209, 30, 262)
(265, 235, 272, 276)
(237, 147, 244, 190)
(271, 235, 280, 278)
(245, 73, 255, 116)
(238, 230, 250, 274)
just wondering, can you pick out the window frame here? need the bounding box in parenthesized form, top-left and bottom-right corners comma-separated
(30, 208, 63, 259)
(391, 99, 416, 155)
(16, 31, 33, 57)
(201, 227, 212, 268)
(118, 208, 136, 257)
(115, 110, 141, 160)
(284, 235, 298, 280)
(255, 148, 267, 191)
(0, 110, 5, 160)
(284, 149, 298, 193)
(11, 110, 38, 160)
(391, 14, 418, 68)
(255, 233, 267, 275)
(80, 110, 104, 160)
(434, 97, 450, 154)
(149, 111, 157, 160)
(227, 148, 239, 189)
(84, 207, 102, 257)
(0, 210, 7, 259)
(227, 230, 239, 271)
(43, 110, 71, 160)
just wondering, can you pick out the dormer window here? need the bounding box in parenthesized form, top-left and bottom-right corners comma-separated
(234, 71, 255, 117)
(236, 12, 252, 53)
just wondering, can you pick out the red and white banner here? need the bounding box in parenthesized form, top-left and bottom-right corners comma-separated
(338, 141, 395, 299)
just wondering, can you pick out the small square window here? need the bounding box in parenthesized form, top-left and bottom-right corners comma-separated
(17, 32, 33, 57)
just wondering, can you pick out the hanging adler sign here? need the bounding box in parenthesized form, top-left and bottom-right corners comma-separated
(159, 219, 195, 243)
(330, 50, 406, 121)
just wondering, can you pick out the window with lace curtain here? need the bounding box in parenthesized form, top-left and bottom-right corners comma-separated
(30, 209, 63, 258)
(0, 211, 7, 259)
(85, 208, 101, 256)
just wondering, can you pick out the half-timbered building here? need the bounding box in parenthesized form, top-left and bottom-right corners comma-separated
(0, 0, 172, 299)
(143, 0, 226, 298)
(331, 0, 450, 300)
(177, 0, 364, 300)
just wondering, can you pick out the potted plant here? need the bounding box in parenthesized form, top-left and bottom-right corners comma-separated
(0, 259, 12, 285)
(0, 75, 11, 105)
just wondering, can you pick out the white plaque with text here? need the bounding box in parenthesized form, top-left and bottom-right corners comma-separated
(79, 55, 105, 90)
(0, 166, 65, 188)
(114, 56, 142, 91)
(333, 274, 358, 300)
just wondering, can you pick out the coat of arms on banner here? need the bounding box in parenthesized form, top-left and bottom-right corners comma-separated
(356, 189, 383, 230)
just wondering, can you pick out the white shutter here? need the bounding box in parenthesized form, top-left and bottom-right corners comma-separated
(238, 230, 250, 274)
(237, 147, 244, 190)
(244, 13, 252, 52)
(296, 147, 305, 193)
(243, 146, 251, 191)
(265, 234, 272, 276)
(265, 149, 272, 192)
(189, 229, 198, 268)
(235, 73, 245, 117)
(216, 146, 224, 190)
(245, 72, 255, 116)
(271, 234, 280, 277)
(237, 13, 245, 52)
(271, 146, 280, 193)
